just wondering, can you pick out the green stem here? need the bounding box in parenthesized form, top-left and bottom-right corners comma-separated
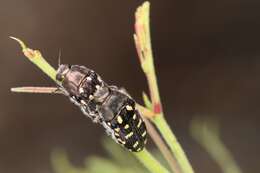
(10, 37, 57, 82)
(134, 149, 170, 173)
(32, 56, 57, 82)
(153, 116, 194, 173)
(144, 118, 182, 173)
(134, 2, 195, 173)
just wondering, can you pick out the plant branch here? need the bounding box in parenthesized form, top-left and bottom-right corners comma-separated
(134, 2, 161, 113)
(10, 36, 57, 82)
(134, 2, 194, 173)
(154, 116, 193, 173)
(143, 118, 181, 173)
(136, 103, 155, 118)
(134, 148, 170, 173)
(11, 86, 59, 94)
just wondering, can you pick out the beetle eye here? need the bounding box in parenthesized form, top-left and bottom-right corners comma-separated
(56, 73, 65, 82)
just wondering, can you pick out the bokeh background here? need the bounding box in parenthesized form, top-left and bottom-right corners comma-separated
(0, 0, 259, 173)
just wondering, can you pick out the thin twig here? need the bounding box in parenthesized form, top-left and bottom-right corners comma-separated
(134, 149, 170, 173)
(10, 36, 57, 82)
(134, 2, 195, 173)
(136, 103, 155, 118)
(11, 86, 59, 94)
(143, 118, 182, 173)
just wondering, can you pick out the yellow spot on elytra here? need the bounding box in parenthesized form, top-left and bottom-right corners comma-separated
(80, 100, 87, 105)
(126, 105, 133, 111)
(114, 132, 120, 137)
(117, 116, 123, 124)
(115, 128, 120, 132)
(124, 124, 129, 129)
(133, 141, 139, 148)
(86, 76, 92, 81)
(125, 132, 134, 139)
(89, 95, 94, 100)
(137, 119, 142, 128)
(142, 131, 147, 137)
(79, 87, 84, 94)
(118, 139, 126, 144)
(133, 114, 136, 120)
(137, 148, 141, 151)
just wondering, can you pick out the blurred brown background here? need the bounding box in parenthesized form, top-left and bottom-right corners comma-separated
(0, 0, 259, 172)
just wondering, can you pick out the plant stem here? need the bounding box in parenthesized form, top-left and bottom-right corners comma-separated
(134, 2, 194, 173)
(136, 103, 155, 118)
(134, 149, 170, 173)
(143, 118, 181, 173)
(10, 37, 57, 82)
(154, 116, 194, 173)
(134, 2, 161, 111)
(11, 86, 58, 94)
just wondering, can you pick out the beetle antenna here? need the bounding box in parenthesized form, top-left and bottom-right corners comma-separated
(58, 49, 62, 67)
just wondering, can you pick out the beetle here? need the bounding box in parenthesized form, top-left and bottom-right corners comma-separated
(56, 64, 147, 152)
